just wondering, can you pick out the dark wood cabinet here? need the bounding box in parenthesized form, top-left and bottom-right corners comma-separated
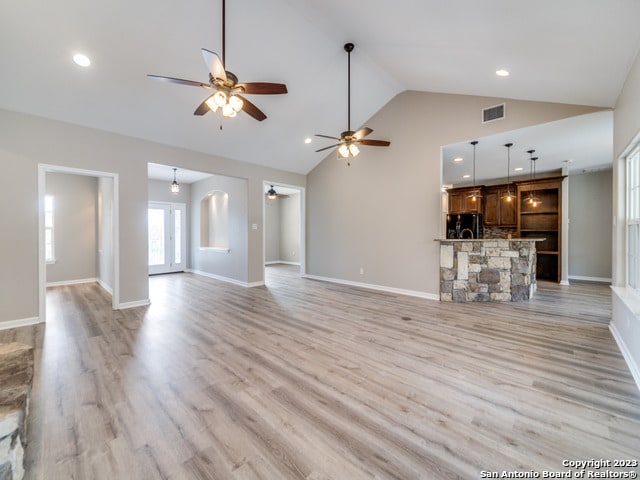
(447, 187, 482, 214)
(483, 184, 516, 227)
(517, 177, 563, 282)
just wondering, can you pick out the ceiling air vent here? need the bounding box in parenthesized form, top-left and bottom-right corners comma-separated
(482, 103, 505, 123)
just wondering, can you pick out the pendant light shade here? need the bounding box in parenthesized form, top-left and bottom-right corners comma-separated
(171, 168, 180, 194)
(501, 143, 514, 203)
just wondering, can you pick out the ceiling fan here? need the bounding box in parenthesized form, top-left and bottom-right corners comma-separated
(266, 185, 289, 199)
(147, 0, 287, 124)
(315, 43, 390, 163)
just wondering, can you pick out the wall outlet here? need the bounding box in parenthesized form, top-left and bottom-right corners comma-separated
(359, 267, 364, 275)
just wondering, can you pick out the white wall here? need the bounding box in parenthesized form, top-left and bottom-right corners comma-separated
(45, 173, 98, 284)
(568, 170, 613, 282)
(0, 109, 304, 325)
(306, 90, 603, 296)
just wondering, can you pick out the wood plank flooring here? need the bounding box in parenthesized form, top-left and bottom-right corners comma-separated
(1, 266, 639, 479)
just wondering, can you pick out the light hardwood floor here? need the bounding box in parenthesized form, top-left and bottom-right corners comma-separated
(1, 266, 639, 479)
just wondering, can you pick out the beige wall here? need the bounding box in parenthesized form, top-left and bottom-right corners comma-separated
(0, 109, 304, 324)
(307, 90, 603, 295)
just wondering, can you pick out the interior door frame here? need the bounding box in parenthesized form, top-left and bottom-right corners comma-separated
(262, 181, 306, 280)
(148, 201, 186, 275)
(38, 164, 120, 320)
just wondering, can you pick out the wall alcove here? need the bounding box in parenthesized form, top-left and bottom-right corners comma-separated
(200, 190, 229, 251)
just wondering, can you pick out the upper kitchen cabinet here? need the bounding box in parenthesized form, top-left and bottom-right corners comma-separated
(483, 184, 517, 227)
(447, 187, 482, 214)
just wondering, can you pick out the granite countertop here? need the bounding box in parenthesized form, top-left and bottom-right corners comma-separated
(434, 238, 546, 242)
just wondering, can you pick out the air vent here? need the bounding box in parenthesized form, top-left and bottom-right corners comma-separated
(482, 103, 505, 123)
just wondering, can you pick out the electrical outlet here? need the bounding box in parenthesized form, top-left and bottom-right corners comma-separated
(359, 267, 364, 275)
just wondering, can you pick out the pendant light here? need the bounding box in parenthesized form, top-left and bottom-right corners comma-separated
(526, 150, 541, 207)
(501, 143, 514, 203)
(171, 168, 180, 194)
(467, 140, 482, 202)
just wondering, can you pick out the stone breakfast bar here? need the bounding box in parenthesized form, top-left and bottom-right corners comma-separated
(437, 238, 542, 302)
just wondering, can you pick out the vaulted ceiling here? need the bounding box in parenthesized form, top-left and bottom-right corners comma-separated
(2, 0, 640, 175)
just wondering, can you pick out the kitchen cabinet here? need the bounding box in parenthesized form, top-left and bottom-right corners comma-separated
(447, 187, 482, 214)
(483, 184, 516, 227)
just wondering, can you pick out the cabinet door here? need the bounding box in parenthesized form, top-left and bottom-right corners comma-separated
(483, 191, 499, 226)
(449, 193, 463, 213)
(499, 192, 516, 226)
(463, 194, 481, 213)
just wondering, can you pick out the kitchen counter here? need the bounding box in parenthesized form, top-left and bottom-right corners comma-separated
(436, 238, 543, 302)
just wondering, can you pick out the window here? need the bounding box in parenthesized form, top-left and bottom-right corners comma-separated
(627, 147, 640, 289)
(44, 195, 55, 263)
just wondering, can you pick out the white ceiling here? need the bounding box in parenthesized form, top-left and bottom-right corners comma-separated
(2, 0, 639, 175)
(148, 162, 213, 184)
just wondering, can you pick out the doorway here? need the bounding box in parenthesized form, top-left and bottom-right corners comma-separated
(148, 202, 186, 274)
(263, 182, 305, 284)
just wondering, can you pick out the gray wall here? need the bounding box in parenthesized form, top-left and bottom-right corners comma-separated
(265, 197, 281, 263)
(0, 109, 304, 324)
(148, 178, 192, 269)
(280, 193, 301, 264)
(190, 174, 248, 283)
(98, 177, 114, 293)
(568, 170, 613, 281)
(265, 194, 301, 264)
(307, 90, 603, 295)
(45, 173, 98, 283)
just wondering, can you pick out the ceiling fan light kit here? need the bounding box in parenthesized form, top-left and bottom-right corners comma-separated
(315, 42, 390, 164)
(147, 0, 287, 125)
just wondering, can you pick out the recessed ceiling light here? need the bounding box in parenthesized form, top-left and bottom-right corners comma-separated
(73, 53, 91, 67)
(453, 157, 463, 163)
(304, 138, 312, 144)
(463, 174, 471, 179)
(514, 167, 524, 172)
(496, 69, 510, 77)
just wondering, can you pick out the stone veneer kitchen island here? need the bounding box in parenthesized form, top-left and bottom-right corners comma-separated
(437, 238, 542, 302)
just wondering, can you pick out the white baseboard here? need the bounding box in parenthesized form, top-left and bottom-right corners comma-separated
(97, 278, 113, 296)
(265, 261, 301, 266)
(0, 316, 43, 331)
(46, 277, 97, 287)
(265, 261, 280, 265)
(609, 322, 640, 393)
(247, 281, 265, 288)
(303, 274, 439, 301)
(568, 275, 612, 283)
(188, 269, 255, 288)
(117, 299, 150, 310)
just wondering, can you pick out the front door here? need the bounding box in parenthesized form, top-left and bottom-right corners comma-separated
(148, 202, 186, 275)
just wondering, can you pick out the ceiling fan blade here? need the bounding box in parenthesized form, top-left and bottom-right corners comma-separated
(237, 95, 267, 121)
(147, 75, 211, 89)
(315, 134, 341, 140)
(315, 144, 340, 153)
(239, 83, 288, 95)
(358, 139, 391, 147)
(352, 127, 373, 140)
(194, 96, 213, 116)
(202, 48, 227, 81)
